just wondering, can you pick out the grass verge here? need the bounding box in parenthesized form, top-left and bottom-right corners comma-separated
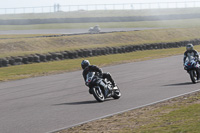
(61, 90, 200, 133)
(1, 45, 199, 82)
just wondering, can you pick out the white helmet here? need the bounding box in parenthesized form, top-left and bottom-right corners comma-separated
(186, 43, 194, 51)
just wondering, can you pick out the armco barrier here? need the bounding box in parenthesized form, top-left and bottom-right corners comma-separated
(0, 39, 200, 68)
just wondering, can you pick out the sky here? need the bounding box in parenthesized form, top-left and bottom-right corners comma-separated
(0, 0, 197, 8)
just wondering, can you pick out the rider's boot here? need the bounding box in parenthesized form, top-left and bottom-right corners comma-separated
(112, 83, 118, 89)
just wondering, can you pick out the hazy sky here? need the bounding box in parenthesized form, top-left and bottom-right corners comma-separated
(0, 0, 195, 8)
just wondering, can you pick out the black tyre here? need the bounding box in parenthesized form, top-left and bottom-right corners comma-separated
(189, 70, 198, 84)
(92, 87, 105, 102)
(112, 86, 121, 99)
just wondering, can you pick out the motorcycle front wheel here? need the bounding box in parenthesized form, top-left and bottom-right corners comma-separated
(92, 87, 105, 102)
(189, 70, 198, 84)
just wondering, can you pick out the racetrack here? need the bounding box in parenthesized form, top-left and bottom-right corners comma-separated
(0, 55, 200, 133)
(0, 28, 161, 35)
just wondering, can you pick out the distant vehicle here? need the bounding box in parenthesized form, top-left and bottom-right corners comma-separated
(184, 57, 200, 83)
(89, 25, 101, 34)
(86, 72, 121, 102)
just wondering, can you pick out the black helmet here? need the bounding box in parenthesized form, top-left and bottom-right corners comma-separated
(186, 43, 194, 51)
(81, 60, 90, 69)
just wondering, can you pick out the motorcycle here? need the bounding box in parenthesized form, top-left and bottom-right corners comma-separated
(184, 58, 200, 83)
(86, 72, 121, 102)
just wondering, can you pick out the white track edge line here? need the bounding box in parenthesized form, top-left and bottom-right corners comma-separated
(48, 89, 200, 133)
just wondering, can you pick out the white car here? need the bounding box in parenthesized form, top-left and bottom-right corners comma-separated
(89, 25, 101, 34)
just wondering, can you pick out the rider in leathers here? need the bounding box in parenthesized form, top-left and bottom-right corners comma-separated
(183, 43, 200, 78)
(183, 43, 200, 64)
(81, 60, 116, 94)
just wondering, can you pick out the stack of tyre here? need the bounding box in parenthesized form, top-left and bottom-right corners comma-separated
(1, 39, 200, 68)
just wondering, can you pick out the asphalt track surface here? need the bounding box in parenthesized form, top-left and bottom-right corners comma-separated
(0, 28, 161, 35)
(1, 55, 200, 133)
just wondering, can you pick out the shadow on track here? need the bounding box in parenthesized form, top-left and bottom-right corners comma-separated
(164, 82, 194, 86)
(53, 98, 116, 106)
(53, 100, 98, 106)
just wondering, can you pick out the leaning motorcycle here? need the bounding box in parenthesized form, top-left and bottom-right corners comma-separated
(184, 58, 200, 83)
(86, 72, 121, 102)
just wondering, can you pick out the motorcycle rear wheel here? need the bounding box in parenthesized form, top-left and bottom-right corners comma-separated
(92, 87, 105, 102)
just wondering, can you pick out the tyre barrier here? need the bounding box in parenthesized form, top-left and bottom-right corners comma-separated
(33, 55, 40, 63)
(50, 53, 59, 61)
(62, 51, 69, 59)
(68, 52, 75, 59)
(35, 54, 45, 62)
(46, 54, 52, 61)
(1, 39, 200, 68)
(14, 57, 22, 65)
(22, 57, 29, 64)
(28, 55, 34, 62)
(8, 58, 15, 65)
(1, 59, 8, 67)
(0, 59, 2, 67)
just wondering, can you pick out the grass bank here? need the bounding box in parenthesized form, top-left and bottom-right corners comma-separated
(1, 45, 200, 82)
(1, 28, 200, 58)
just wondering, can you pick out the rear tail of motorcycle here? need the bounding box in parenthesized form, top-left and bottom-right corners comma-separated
(112, 85, 121, 99)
